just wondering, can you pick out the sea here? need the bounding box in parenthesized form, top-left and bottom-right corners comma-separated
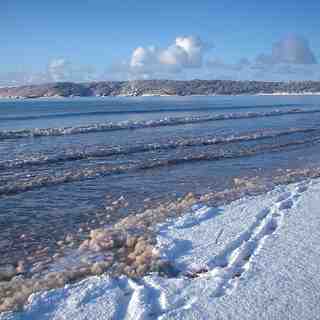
(1, 95, 320, 269)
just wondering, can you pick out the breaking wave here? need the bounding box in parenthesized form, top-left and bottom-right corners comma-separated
(0, 108, 319, 140)
(1, 134, 319, 196)
(0, 103, 298, 121)
(0, 128, 317, 170)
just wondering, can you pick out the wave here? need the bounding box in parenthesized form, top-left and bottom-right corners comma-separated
(0, 128, 317, 170)
(1, 135, 319, 197)
(0, 103, 298, 121)
(0, 108, 319, 140)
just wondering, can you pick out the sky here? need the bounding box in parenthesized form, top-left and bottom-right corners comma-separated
(1, 0, 320, 85)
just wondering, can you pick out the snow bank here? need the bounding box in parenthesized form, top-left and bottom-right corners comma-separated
(2, 179, 320, 319)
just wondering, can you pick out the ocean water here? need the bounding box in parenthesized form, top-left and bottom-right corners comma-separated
(1, 95, 320, 268)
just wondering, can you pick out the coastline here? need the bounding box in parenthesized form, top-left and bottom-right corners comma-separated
(2, 92, 320, 100)
(2, 177, 320, 319)
(1, 79, 320, 100)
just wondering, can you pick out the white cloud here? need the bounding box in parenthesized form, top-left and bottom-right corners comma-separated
(130, 46, 158, 69)
(159, 44, 188, 67)
(48, 59, 73, 81)
(47, 59, 97, 82)
(0, 59, 98, 87)
(126, 35, 208, 77)
(158, 36, 205, 68)
(0, 34, 319, 86)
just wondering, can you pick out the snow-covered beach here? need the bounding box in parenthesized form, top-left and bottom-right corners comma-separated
(3, 0, 320, 318)
(2, 177, 320, 320)
(2, 95, 320, 318)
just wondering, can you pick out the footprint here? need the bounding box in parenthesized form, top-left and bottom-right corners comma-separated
(264, 217, 278, 234)
(276, 192, 292, 203)
(256, 207, 270, 220)
(165, 185, 298, 301)
(175, 207, 219, 230)
(277, 198, 293, 210)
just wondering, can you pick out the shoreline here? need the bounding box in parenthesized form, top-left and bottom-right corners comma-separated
(1, 166, 320, 314)
(1, 176, 320, 319)
(2, 92, 320, 100)
(1, 93, 320, 316)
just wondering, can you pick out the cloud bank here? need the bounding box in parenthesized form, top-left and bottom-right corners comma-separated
(0, 59, 97, 87)
(205, 35, 319, 81)
(109, 36, 210, 80)
(0, 34, 319, 86)
(130, 36, 207, 71)
(256, 35, 317, 65)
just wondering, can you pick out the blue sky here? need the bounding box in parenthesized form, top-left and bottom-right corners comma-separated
(1, 0, 320, 84)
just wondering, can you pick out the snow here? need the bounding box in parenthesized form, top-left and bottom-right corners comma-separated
(2, 179, 320, 319)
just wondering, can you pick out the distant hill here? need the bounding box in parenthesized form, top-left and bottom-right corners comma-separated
(1, 80, 320, 98)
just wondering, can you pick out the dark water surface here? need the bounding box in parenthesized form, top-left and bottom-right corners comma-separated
(1, 95, 320, 266)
